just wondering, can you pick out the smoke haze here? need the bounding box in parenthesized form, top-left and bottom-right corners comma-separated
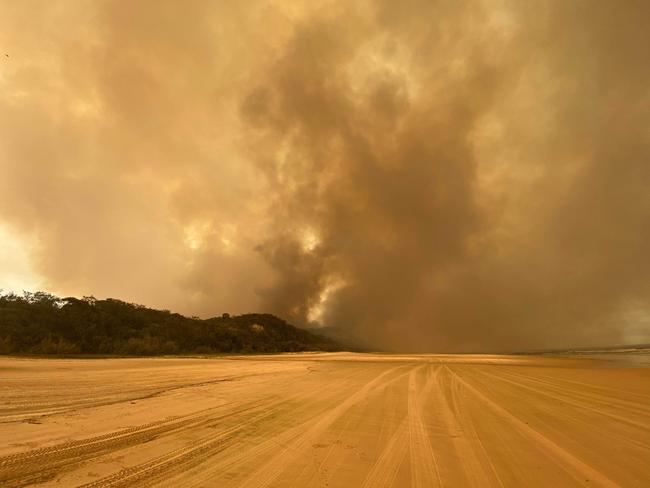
(1, 0, 649, 351)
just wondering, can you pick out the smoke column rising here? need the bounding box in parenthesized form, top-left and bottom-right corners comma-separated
(1, 0, 649, 351)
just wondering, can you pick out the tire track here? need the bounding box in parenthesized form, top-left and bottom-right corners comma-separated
(173, 365, 381, 487)
(408, 365, 442, 488)
(493, 368, 650, 425)
(0, 369, 291, 424)
(77, 403, 293, 488)
(1, 404, 224, 466)
(469, 368, 650, 453)
(294, 385, 368, 487)
(0, 400, 269, 487)
(235, 365, 411, 488)
(517, 370, 650, 404)
(448, 366, 619, 488)
(0, 366, 341, 488)
(300, 365, 405, 488)
(77, 364, 378, 488)
(3, 355, 646, 487)
(361, 365, 439, 488)
(360, 419, 409, 488)
(503, 367, 650, 411)
(431, 366, 504, 488)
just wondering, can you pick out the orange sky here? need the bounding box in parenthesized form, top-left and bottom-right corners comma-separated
(1, 1, 649, 351)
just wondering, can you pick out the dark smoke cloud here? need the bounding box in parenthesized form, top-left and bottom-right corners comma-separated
(1, 1, 648, 351)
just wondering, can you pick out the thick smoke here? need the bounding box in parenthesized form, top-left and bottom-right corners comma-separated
(1, 1, 649, 351)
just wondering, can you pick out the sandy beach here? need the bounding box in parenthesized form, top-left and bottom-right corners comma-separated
(1, 353, 648, 487)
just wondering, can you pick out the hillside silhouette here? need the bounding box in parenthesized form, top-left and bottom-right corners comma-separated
(0, 292, 339, 355)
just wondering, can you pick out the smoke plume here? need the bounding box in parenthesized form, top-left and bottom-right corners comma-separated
(1, 0, 649, 351)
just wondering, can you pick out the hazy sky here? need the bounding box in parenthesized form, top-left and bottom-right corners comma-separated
(1, 0, 649, 352)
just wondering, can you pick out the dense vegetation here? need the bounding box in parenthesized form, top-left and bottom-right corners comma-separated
(0, 292, 340, 355)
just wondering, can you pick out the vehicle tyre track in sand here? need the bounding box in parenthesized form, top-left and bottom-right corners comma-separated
(512, 369, 650, 404)
(235, 365, 412, 488)
(360, 419, 409, 488)
(77, 405, 292, 488)
(0, 370, 290, 424)
(361, 365, 440, 488)
(75, 364, 379, 488)
(287, 370, 376, 488)
(470, 367, 650, 454)
(167, 365, 383, 487)
(430, 365, 504, 488)
(0, 399, 271, 487)
(3, 354, 648, 487)
(488, 368, 650, 428)
(448, 366, 619, 488)
(408, 365, 442, 488)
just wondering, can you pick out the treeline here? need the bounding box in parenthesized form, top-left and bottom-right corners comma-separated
(0, 292, 340, 355)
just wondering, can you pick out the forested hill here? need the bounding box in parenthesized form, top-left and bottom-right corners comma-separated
(0, 292, 340, 355)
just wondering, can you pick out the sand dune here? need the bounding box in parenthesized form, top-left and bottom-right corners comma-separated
(1, 353, 648, 487)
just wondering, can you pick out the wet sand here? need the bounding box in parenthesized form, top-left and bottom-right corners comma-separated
(1, 353, 648, 487)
